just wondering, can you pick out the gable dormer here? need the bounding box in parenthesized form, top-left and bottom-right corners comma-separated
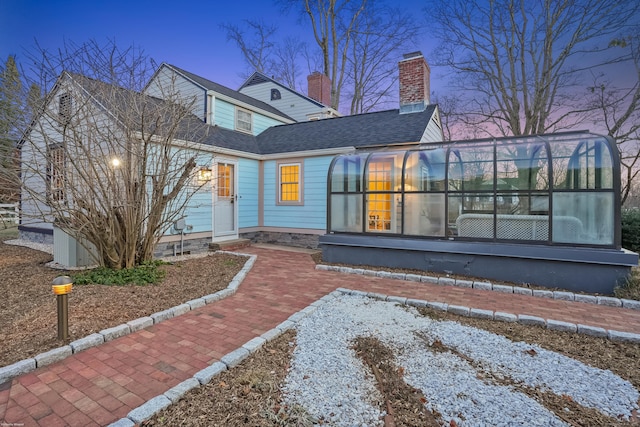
(239, 72, 340, 123)
(144, 64, 295, 135)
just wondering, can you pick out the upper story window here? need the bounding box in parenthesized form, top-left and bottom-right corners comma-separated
(271, 89, 281, 101)
(47, 144, 65, 202)
(59, 93, 72, 124)
(236, 108, 252, 133)
(277, 161, 303, 205)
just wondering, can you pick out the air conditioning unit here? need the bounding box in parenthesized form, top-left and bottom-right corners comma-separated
(53, 226, 98, 268)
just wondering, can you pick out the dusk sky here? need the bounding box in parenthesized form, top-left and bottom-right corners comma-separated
(1, 0, 636, 133)
(0, 0, 435, 94)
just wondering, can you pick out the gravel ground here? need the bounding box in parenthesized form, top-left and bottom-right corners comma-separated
(283, 294, 640, 426)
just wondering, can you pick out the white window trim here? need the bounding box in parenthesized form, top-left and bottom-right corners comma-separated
(235, 107, 253, 133)
(277, 160, 304, 206)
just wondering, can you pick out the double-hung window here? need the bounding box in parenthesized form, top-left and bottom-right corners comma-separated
(236, 108, 252, 133)
(277, 161, 303, 205)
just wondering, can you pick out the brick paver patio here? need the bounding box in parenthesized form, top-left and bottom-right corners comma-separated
(1, 244, 639, 426)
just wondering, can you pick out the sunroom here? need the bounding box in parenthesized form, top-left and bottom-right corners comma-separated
(320, 131, 638, 294)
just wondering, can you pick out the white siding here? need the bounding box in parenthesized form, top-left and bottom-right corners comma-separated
(240, 83, 326, 122)
(20, 113, 56, 231)
(145, 66, 206, 121)
(421, 107, 444, 142)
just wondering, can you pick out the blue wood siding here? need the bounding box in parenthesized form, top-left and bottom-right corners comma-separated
(214, 99, 236, 130)
(238, 158, 260, 228)
(158, 148, 213, 235)
(263, 156, 332, 230)
(215, 98, 285, 135)
(254, 114, 283, 135)
(184, 186, 213, 233)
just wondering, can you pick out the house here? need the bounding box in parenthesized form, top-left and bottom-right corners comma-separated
(20, 50, 635, 293)
(18, 52, 443, 259)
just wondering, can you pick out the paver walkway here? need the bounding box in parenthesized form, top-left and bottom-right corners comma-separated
(1, 244, 639, 426)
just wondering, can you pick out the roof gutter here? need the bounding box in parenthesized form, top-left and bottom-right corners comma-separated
(141, 132, 355, 160)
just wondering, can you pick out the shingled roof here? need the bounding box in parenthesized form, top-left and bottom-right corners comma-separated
(200, 125, 261, 154)
(42, 71, 437, 157)
(164, 64, 295, 122)
(254, 105, 437, 154)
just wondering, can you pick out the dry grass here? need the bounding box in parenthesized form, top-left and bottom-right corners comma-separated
(615, 266, 640, 300)
(0, 241, 246, 367)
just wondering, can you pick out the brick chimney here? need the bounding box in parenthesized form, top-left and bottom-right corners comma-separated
(307, 72, 331, 106)
(398, 51, 430, 113)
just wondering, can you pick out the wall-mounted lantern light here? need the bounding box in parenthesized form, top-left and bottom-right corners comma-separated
(52, 275, 73, 340)
(196, 167, 212, 186)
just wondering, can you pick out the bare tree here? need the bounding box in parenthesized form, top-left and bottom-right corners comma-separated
(0, 56, 42, 203)
(0, 56, 22, 203)
(16, 40, 210, 269)
(222, 20, 277, 76)
(223, 20, 305, 90)
(346, 5, 420, 114)
(272, 36, 306, 90)
(432, 93, 462, 141)
(282, 0, 368, 110)
(428, 0, 639, 137)
(589, 32, 640, 205)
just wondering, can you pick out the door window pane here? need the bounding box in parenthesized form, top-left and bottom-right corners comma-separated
(217, 164, 233, 198)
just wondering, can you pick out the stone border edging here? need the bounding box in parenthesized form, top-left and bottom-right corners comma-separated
(335, 288, 640, 343)
(0, 251, 256, 385)
(107, 287, 640, 426)
(316, 264, 640, 311)
(107, 289, 343, 426)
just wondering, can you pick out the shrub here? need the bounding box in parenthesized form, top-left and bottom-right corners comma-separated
(614, 266, 640, 301)
(621, 209, 640, 253)
(73, 260, 166, 286)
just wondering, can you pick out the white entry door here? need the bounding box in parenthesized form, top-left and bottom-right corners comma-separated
(213, 160, 238, 240)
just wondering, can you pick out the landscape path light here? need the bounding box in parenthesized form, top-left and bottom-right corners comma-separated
(52, 275, 73, 340)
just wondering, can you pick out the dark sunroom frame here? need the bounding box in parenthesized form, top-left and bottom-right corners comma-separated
(320, 131, 638, 294)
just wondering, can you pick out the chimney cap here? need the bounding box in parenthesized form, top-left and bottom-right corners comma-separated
(402, 51, 423, 60)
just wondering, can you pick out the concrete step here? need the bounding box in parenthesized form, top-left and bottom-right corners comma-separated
(209, 238, 251, 252)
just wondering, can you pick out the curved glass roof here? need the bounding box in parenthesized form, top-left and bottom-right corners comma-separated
(327, 131, 620, 248)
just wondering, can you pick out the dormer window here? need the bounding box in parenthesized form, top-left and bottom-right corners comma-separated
(271, 89, 281, 101)
(59, 93, 72, 124)
(236, 108, 252, 133)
